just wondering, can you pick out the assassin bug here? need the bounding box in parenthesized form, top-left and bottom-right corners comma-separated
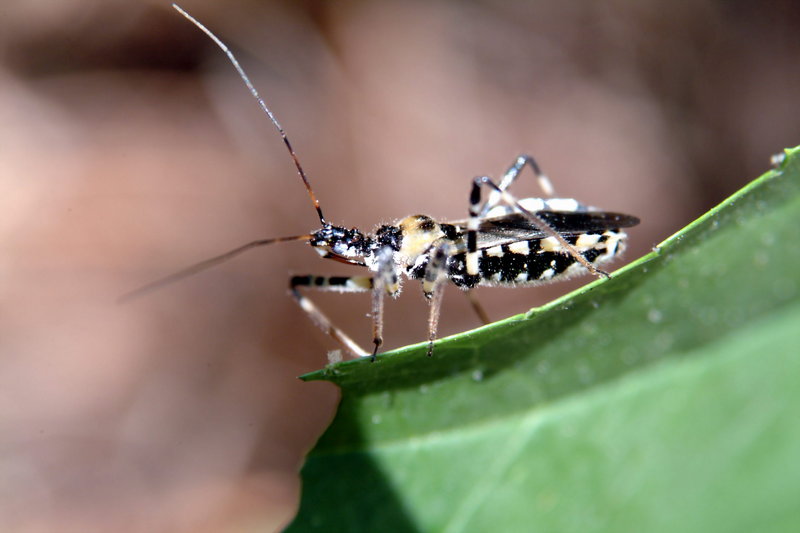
(122, 4, 640, 360)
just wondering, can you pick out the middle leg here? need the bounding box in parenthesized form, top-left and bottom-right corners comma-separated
(420, 242, 453, 357)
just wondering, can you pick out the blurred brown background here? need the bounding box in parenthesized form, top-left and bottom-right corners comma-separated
(1, 0, 798, 531)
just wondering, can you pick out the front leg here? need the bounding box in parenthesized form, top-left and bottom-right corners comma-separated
(290, 274, 373, 357)
(370, 246, 401, 361)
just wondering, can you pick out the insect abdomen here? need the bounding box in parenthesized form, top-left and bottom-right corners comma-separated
(447, 229, 626, 289)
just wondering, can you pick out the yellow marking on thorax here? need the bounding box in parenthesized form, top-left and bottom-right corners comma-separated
(397, 215, 444, 264)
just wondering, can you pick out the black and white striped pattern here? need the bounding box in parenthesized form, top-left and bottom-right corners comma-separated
(446, 230, 624, 289)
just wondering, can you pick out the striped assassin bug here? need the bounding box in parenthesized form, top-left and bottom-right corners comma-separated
(122, 5, 640, 361)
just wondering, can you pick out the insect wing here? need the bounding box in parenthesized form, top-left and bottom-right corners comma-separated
(473, 211, 639, 249)
(534, 211, 640, 231)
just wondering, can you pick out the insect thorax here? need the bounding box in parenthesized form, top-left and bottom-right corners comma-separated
(311, 212, 627, 290)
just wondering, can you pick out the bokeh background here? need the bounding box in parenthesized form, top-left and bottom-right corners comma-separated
(1, 0, 798, 531)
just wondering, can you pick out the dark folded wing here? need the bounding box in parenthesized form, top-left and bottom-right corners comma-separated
(471, 211, 640, 249)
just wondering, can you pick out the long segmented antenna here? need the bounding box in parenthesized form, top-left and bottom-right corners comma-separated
(173, 3, 326, 224)
(119, 234, 313, 303)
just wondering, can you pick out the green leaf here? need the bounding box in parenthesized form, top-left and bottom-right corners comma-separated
(285, 147, 800, 533)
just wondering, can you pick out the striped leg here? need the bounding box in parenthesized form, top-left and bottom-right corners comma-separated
(290, 274, 373, 357)
(421, 243, 452, 356)
(468, 176, 609, 278)
(484, 155, 555, 216)
(370, 246, 401, 361)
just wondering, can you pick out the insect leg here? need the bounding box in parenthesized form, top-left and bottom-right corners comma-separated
(485, 155, 555, 215)
(470, 176, 610, 278)
(370, 247, 401, 361)
(421, 243, 452, 357)
(464, 290, 491, 325)
(289, 275, 373, 357)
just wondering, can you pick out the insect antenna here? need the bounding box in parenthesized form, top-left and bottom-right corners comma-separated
(119, 233, 313, 303)
(172, 3, 326, 224)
